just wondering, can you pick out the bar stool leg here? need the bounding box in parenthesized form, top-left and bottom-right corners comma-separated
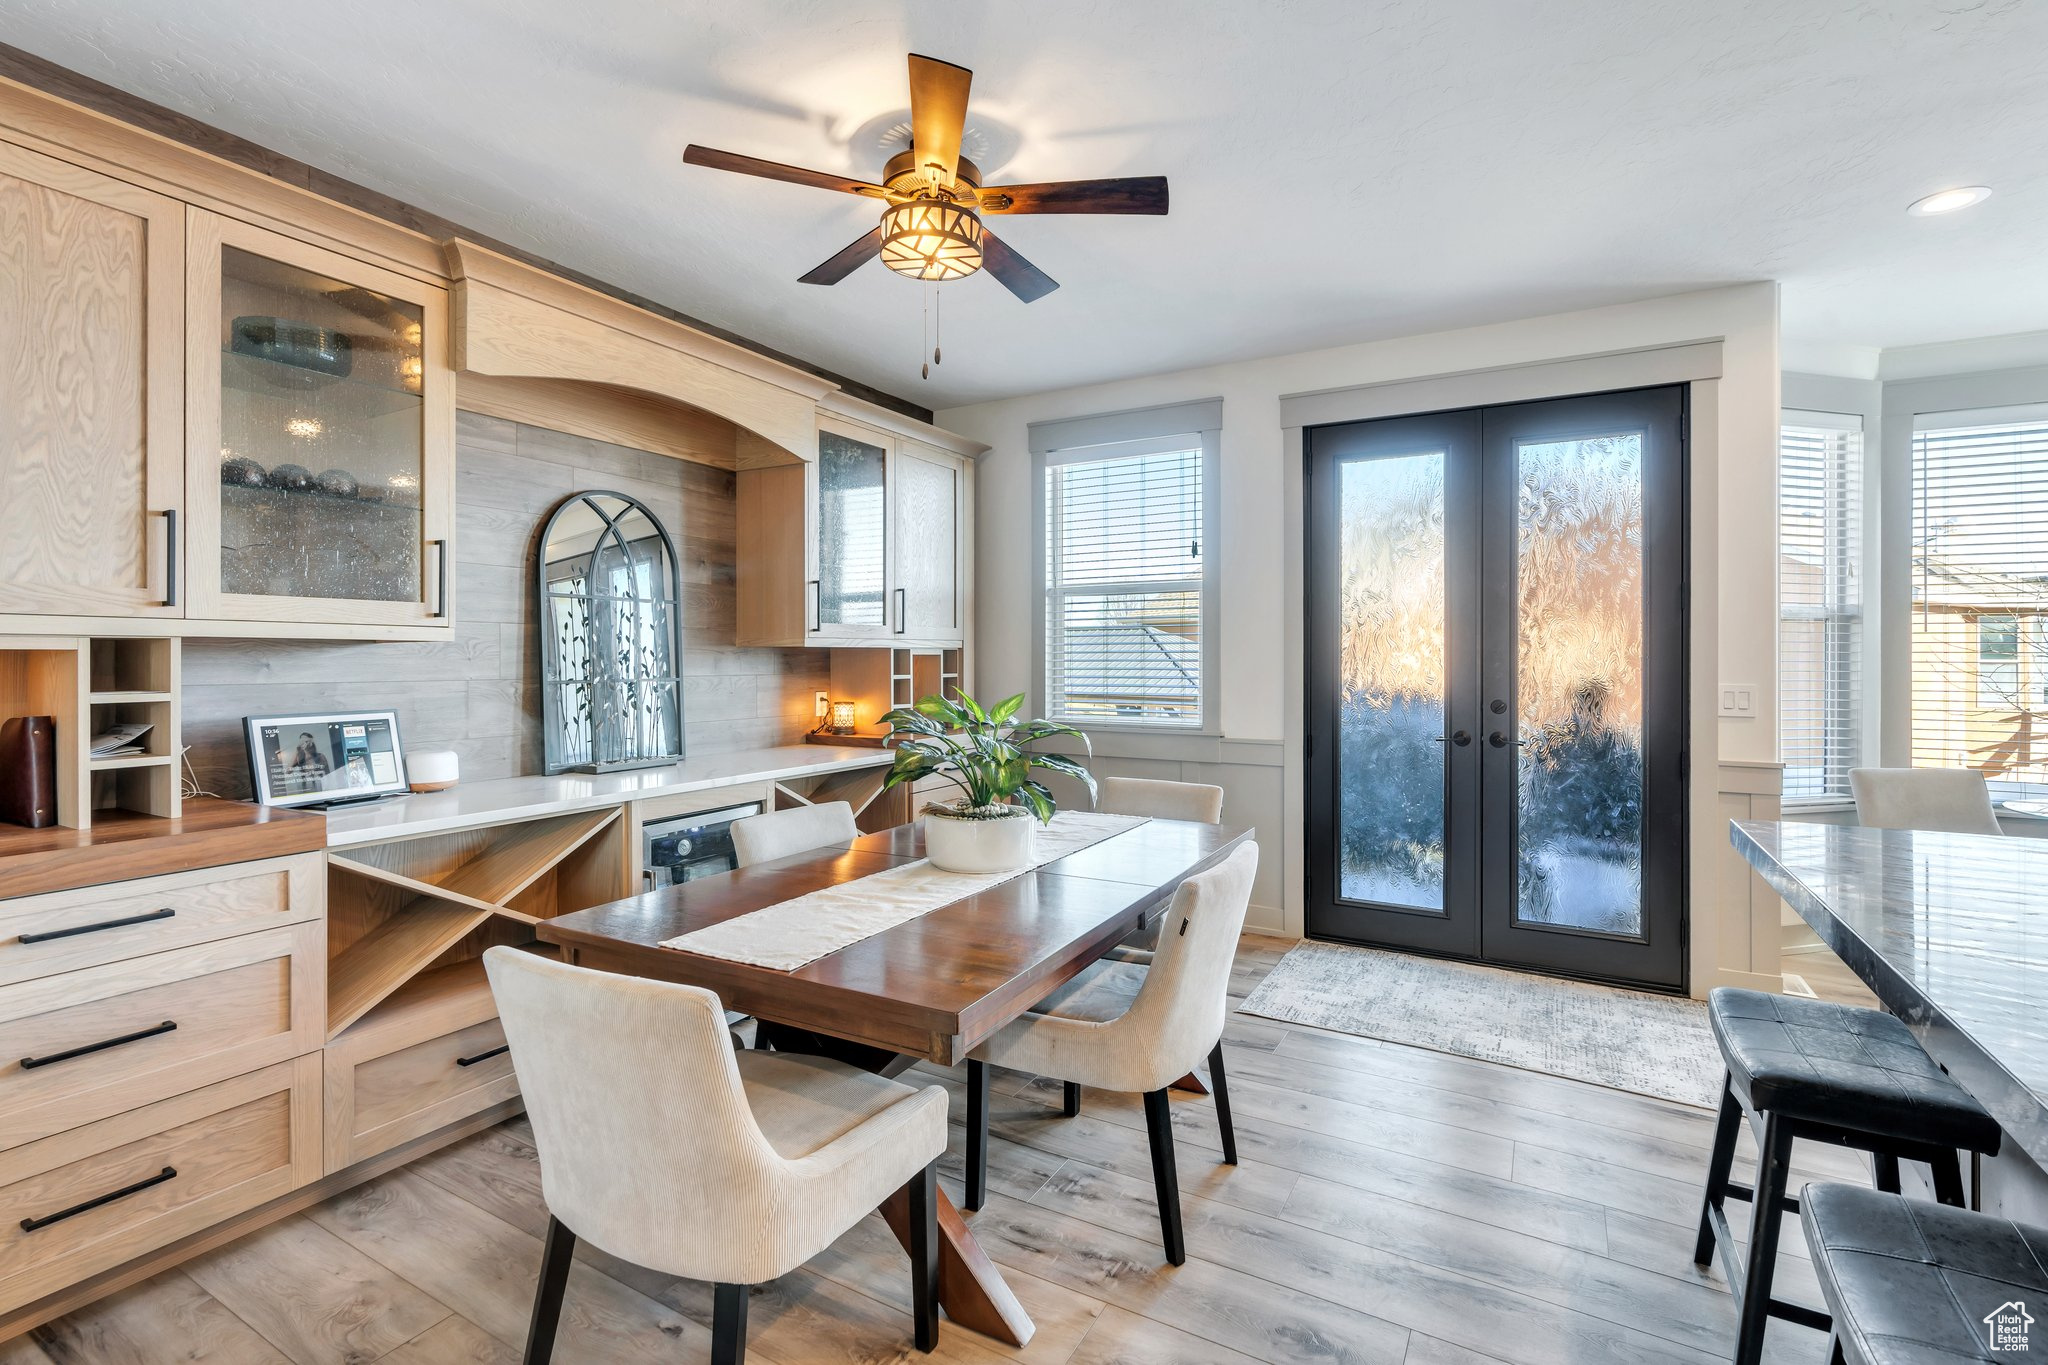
(1062, 1081, 1081, 1117)
(1734, 1112, 1795, 1365)
(1874, 1152, 1902, 1194)
(1931, 1150, 1968, 1207)
(1694, 1074, 1742, 1267)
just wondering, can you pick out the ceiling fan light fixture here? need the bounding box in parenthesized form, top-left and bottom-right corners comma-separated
(878, 200, 985, 282)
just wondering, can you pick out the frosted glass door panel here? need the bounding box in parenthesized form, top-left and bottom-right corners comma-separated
(1512, 433, 1645, 936)
(816, 429, 888, 629)
(1337, 453, 1449, 912)
(216, 246, 425, 601)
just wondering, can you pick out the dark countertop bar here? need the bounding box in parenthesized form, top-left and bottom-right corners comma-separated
(1733, 819, 2048, 1166)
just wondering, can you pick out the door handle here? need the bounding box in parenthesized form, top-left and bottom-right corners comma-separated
(894, 587, 906, 635)
(1430, 731, 1473, 747)
(807, 579, 821, 632)
(430, 538, 449, 618)
(158, 509, 178, 607)
(1488, 731, 1511, 748)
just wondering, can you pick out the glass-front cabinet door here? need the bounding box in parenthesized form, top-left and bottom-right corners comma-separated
(185, 210, 453, 631)
(890, 439, 966, 645)
(809, 417, 892, 641)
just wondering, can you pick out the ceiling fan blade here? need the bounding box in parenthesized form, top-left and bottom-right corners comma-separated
(683, 145, 887, 198)
(799, 228, 886, 285)
(979, 177, 1169, 215)
(907, 53, 972, 182)
(981, 229, 1059, 303)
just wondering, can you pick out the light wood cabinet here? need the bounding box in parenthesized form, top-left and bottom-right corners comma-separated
(738, 416, 972, 649)
(0, 141, 183, 620)
(184, 210, 455, 632)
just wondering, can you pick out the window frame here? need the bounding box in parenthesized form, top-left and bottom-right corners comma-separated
(1777, 407, 1866, 805)
(1032, 410, 1222, 736)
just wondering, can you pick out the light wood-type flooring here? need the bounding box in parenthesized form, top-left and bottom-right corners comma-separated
(3, 936, 1859, 1364)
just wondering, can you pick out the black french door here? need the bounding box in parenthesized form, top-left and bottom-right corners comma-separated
(1304, 386, 1688, 991)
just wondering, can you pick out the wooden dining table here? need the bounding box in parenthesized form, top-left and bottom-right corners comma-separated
(536, 814, 1254, 1347)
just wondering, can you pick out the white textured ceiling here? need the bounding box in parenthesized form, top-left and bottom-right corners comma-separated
(8, 0, 2046, 407)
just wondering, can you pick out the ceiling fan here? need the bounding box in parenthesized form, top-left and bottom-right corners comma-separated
(683, 54, 1168, 303)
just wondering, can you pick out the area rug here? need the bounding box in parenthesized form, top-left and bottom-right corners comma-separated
(1238, 940, 1720, 1108)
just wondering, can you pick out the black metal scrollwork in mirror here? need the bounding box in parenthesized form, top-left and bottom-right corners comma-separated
(538, 491, 685, 774)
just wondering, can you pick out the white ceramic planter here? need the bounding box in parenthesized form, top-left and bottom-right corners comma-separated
(923, 808, 1036, 874)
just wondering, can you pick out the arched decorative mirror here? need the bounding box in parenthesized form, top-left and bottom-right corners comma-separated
(538, 491, 685, 774)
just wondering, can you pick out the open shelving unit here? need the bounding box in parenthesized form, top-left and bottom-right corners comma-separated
(0, 635, 179, 832)
(325, 806, 623, 1037)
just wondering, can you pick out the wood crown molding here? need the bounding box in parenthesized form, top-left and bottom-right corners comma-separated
(818, 388, 992, 459)
(445, 240, 834, 403)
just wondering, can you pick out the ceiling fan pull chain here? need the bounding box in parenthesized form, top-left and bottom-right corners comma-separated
(934, 285, 942, 367)
(921, 282, 930, 380)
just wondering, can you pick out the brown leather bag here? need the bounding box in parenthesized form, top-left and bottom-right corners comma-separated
(0, 715, 59, 828)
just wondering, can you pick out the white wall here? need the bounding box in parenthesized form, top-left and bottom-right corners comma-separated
(940, 283, 1782, 992)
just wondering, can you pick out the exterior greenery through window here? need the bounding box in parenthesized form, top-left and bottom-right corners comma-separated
(1043, 445, 1205, 728)
(1912, 409, 2048, 796)
(1778, 413, 1863, 802)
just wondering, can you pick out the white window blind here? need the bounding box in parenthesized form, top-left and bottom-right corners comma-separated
(1043, 444, 1205, 728)
(1911, 408, 2048, 791)
(1779, 413, 1863, 802)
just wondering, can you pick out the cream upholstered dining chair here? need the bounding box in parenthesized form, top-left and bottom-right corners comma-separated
(963, 841, 1258, 1264)
(1098, 776, 1227, 973)
(731, 799, 859, 867)
(1097, 775, 1226, 824)
(1849, 767, 2003, 836)
(483, 947, 947, 1365)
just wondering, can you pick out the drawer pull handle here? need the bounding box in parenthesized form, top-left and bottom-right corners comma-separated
(21, 1020, 177, 1071)
(456, 1043, 510, 1068)
(18, 907, 175, 946)
(21, 1166, 177, 1232)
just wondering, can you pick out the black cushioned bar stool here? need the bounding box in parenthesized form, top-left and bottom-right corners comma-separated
(1803, 1182, 2048, 1364)
(1695, 988, 2002, 1365)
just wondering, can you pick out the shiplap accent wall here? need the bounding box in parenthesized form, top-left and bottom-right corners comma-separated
(181, 410, 829, 798)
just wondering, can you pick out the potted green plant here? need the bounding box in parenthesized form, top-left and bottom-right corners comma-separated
(881, 691, 1096, 874)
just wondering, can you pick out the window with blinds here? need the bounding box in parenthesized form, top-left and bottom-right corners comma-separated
(1043, 444, 1206, 728)
(1779, 413, 1863, 802)
(1910, 407, 2048, 792)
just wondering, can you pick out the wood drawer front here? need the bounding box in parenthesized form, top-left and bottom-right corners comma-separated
(0, 1057, 320, 1316)
(0, 854, 323, 987)
(0, 923, 324, 1150)
(326, 1016, 517, 1172)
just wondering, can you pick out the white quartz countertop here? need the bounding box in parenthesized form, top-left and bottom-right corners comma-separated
(322, 745, 892, 848)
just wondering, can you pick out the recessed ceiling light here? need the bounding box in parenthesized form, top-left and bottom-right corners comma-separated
(1907, 186, 1992, 216)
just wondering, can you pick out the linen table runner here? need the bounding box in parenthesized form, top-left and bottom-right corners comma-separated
(659, 811, 1148, 970)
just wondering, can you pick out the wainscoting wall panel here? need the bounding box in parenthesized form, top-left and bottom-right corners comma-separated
(180, 410, 830, 797)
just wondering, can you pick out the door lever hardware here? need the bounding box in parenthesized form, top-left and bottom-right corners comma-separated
(1429, 731, 1474, 747)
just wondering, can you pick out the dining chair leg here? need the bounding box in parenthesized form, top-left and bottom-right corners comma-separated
(1931, 1149, 1969, 1207)
(522, 1215, 576, 1365)
(966, 1059, 989, 1211)
(712, 1282, 750, 1365)
(1693, 1073, 1742, 1266)
(1142, 1088, 1186, 1266)
(1208, 1042, 1237, 1165)
(905, 1162, 940, 1351)
(1062, 1081, 1081, 1118)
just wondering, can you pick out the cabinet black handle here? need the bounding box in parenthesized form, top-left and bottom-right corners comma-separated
(21, 1167, 177, 1232)
(894, 587, 906, 635)
(159, 509, 179, 607)
(431, 538, 449, 618)
(455, 1043, 510, 1068)
(807, 579, 821, 632)
(21, 1020, 177, 1070)
(18, 907, 174, 945)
